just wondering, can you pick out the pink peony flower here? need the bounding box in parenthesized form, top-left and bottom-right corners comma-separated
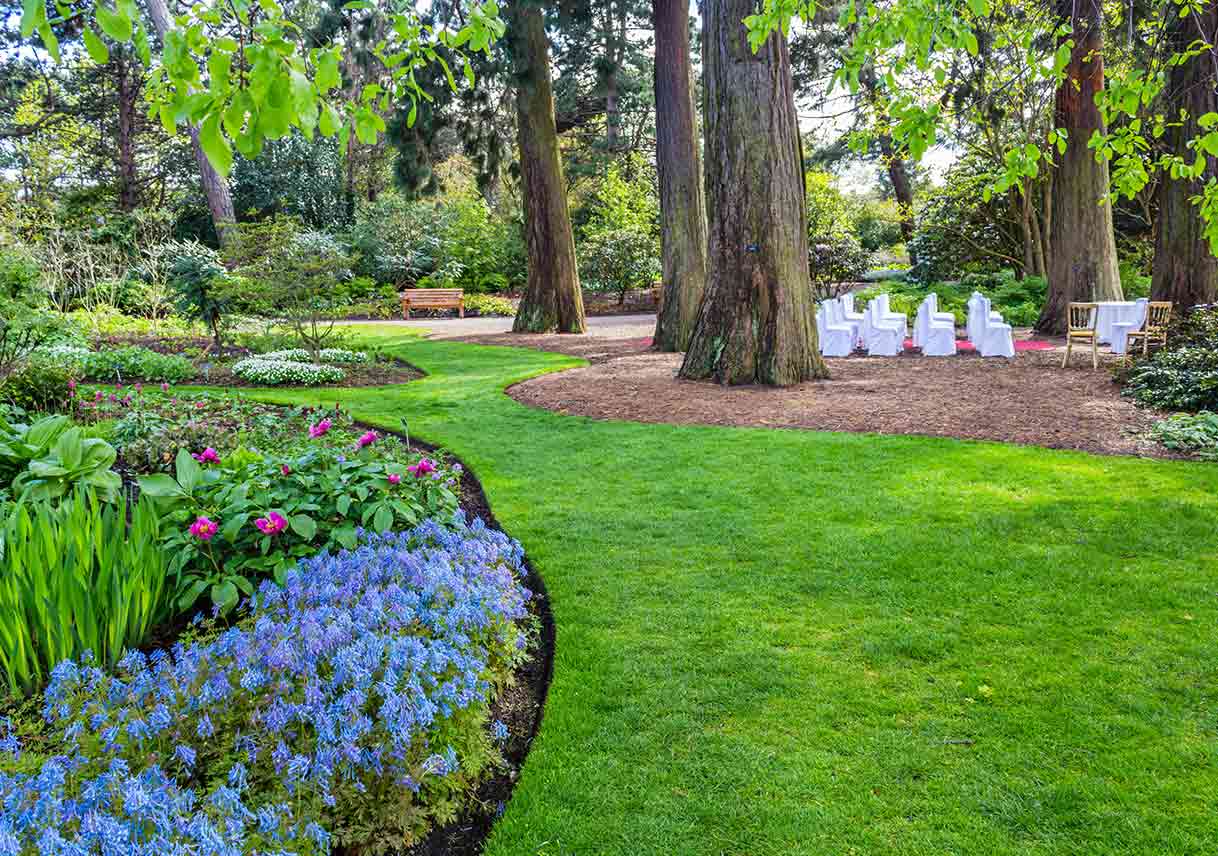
(195, 401, 206, 409)
(67, 379, 76, 391)
(134, 383, 142, 393)
(407, 458, 437, 478)
(161, 382, 170, 393)
(192, 447, 220, 464)
(254, 511, 288, 536)
(281, 464, 292, 476)
(387, 473, 401, 485)
(309, 418, 333, 438)
(94, 390, 103, 402)
(189, 516, 218, 541)
(356, 430, 377, 448)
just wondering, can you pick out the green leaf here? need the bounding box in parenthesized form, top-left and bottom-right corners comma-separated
(95, 5, 133, 41)
(372, 505, 393, 534)
(83, 28, 110, 63)
(20, 0, 41, 39)
(198, 113, 233, 176)
(290, 514, 317, 540)
(175, 448, 203, 494)
(211, 580, 239, 613)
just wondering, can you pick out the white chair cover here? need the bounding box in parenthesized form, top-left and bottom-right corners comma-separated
(816, 302, 855, 357)
(967, 291, 1003, 345)
(916, 295, 957, 356)
(828, 296, 863, 347)
(863, 299, 903, 356)
(875, 293, 909, 339)
(977, 296, 1015, 357)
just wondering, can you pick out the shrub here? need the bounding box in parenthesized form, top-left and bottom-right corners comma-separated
(71, 346, 195, 383)
(0, 491, 170, 695)
(0, 361, 76, 413)
(465, 293, 516, 317)
(1, 517, 530, 853)
(231, 358, 345, 386)
(578, 228, 661, 302)
(1149, 411, 1218, 459)
(809, 233, 873, 299)
(1123, 347, 1218, 411)
(139, 445, 461, 611)
(169, 240, 228, 349)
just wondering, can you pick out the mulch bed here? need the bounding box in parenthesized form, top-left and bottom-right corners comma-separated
(502, 341, 1179, 458)
(454, 333, 656, 364)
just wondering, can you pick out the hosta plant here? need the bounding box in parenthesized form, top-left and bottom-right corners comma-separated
(11, 426, 122, 502)
(0, 413, 71, 483)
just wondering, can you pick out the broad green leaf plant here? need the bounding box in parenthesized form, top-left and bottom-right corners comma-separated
(21, 0, 505, 175)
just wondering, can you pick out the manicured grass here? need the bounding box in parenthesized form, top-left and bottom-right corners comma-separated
(256, 332, 1218, 855)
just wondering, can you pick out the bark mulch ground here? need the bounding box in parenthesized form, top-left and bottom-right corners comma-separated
(499, 339, 1176, 458)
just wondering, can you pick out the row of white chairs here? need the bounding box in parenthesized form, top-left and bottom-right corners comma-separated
(815, 291, 1015, 358)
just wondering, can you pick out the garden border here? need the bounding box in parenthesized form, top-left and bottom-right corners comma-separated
(354, 423, 555, 856)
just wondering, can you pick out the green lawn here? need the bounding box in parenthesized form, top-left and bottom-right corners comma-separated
(258, 329, 1218, 855)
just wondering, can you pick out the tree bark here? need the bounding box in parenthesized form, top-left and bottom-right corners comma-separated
(1152, 4, 1218, 308)
(509, 1, 585, 333)
(860, 66, 914, 242)
(114, 49, 139, 212)
(651, 0, 707, 352)
(678, 0, 827, 385)
(144, 0, 235, 242)
(1036, 0, 1122, 334)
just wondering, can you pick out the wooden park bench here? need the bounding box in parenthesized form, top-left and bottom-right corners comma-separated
(401, 288, 464, 319)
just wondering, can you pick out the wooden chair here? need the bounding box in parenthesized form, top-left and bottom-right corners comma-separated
(401, 288, 464, 319)
(1124, 301, 1172, 358)
(1062, 302, 1099, 369)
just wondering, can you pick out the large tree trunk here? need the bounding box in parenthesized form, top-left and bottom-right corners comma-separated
(678, 0, 827, 385)
(509, 1, 585, 333)
(114, 50, 139, 212)
(144, 0, 235, 242)
(651, 0, 707, 352)
(1036, 0, 1122, 334)
(1152, 4, 1218, 308)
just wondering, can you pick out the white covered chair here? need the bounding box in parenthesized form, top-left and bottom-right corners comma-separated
(827, 296, 863, 347)
(913, 292, 956, 348)
(975, 295, 1015, 357)
(966, 291, 1003, 345)
(875, 293, 909, 339)
(816, 302, 855, 357)
(1109, 297, 1149, 355)
(863, 299, 904, 356)
(915, 295, 957, 356)
(836, 293, 866, 345)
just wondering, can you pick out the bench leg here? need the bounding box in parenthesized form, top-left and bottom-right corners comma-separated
(403, 304, 411, 320)
(459, 302, 464, 318)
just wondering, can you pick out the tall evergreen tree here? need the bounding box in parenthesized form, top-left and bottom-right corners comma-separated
(679, 0, 826, 384)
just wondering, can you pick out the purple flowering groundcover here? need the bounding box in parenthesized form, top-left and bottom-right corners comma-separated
(0, 513, 533, 855)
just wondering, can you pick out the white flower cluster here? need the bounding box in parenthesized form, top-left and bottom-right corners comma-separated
(261, 348, 369, 364)
(231, 358, 345, 386)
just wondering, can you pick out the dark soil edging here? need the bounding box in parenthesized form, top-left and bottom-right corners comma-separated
(357, 426, 554, 856)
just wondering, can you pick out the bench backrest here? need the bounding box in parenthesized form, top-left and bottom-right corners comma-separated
(404, 289, 463, 304)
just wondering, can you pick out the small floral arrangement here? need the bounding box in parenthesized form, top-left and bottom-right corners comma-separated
(231, 358, 345, 386)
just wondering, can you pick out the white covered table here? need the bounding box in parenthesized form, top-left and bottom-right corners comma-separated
(1093, 302, 1142, 346)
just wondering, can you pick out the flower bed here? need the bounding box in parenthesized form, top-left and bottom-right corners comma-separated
(261, 348, 370, 364)
(231, 358, 346, 386)
(0, 516, 533, 854)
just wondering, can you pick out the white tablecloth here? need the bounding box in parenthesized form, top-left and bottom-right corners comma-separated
(1093, 302, 1142, 346)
